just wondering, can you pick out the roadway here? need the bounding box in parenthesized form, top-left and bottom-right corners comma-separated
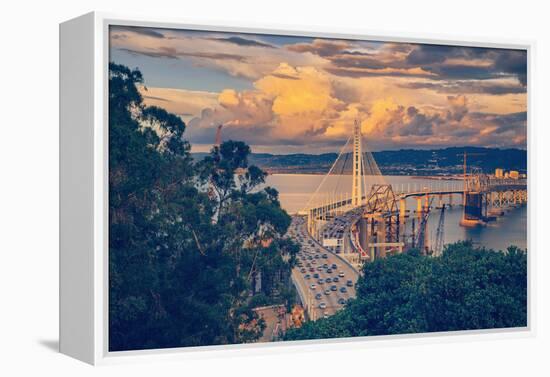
(287, 216, 359, 320)
(320, 206, 364, 256)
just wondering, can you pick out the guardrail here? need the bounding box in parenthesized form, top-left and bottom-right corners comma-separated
(291, 269, 308, 307)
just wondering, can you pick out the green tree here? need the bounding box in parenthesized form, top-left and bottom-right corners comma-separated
(284, 242, 527, 341)
(108, 63, 297, 351)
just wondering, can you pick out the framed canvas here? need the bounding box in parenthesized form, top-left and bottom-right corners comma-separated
(60, 12, 533, 365)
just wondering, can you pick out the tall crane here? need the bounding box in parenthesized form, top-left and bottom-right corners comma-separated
(415, 196, 434, 254)
(458, 151, 484, 192)
(433, 204, 446, 257)
(214, 124, 223, 147)
(208, 124, 224, 209)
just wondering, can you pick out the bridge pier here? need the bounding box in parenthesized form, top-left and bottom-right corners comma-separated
(399, 198, 406, 219)
(359, 217, 368, 256)
(362, 213, 389, 261)
(424, 194, 430, 212)
(303, 173, 526, 264)
(436, 194, 443, 209)
(377, 215, 387, 259)
(460, 191, 485, 227)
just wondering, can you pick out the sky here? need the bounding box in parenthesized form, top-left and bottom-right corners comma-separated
(109, 25, 527, 154)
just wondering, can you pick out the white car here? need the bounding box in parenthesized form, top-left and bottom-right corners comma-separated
(339, 271, 345, 277)
(319, 302, 327, 309)
(310, 284, 316, 290)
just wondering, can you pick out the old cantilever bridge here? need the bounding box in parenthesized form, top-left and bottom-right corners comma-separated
(298, 120, 527, 263)
(287, 120, 526, 321)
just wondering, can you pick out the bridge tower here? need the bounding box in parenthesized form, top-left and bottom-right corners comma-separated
(352, 119, 363, 207)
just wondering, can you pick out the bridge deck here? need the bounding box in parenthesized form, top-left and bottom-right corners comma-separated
(287, 216, 359, 320)
(307, 183, 526, 214)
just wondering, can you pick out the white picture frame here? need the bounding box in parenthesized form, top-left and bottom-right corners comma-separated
(60, 11, 535, 365)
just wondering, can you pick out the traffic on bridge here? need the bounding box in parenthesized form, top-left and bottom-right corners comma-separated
(285, 119, 527, 324)
(287, 216, 359, 320)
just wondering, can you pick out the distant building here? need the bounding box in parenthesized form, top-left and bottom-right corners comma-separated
(509, 170, 520, 179)
(495, 168, 504, 179)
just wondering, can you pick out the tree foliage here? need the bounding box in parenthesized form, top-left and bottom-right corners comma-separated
(284, 241, 527, 341)
(108, 63, 297, 351)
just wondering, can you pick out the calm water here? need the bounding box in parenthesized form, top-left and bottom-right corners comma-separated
(265, 174, 527, 251)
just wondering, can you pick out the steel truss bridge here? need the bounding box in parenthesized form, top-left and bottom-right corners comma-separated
(299, 120, 527, 266)
(288, 120, 526, 323)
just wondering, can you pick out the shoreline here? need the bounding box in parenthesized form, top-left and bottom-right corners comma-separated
(266, 172, 464, 180)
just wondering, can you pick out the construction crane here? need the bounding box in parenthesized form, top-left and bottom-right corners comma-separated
(214, 124, 223, 147)
(458, 151, 485, 192)
(433, 204, 446, 257)
(208, 124, 224, 206)
(415, 196, 434, 254)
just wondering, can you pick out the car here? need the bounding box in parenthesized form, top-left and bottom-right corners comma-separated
(324, 289, 331, 295)
(313, 273, 319, 279)
(332, 277, 339, 282)
(323, 313, 329, 319)
(317, 266, 323, 271)
(322, 263, 329, 269)
(338, 298, 346, 305)
(346, 280, 353, 287)
(310, 284, 316, 290)
(339, 271, 345, 277)
(318, 279, 324, 284)
(325, 277, 332, 283)
(331, 264, 337, 269)
(319, 302, 327, 309)
(314, 254, 320, 259)
(307, 256, 313, 260)
(326, 268, 333, 274)
(309, 267, 315, 272)
(315, 293, 322, 300)
(300, 268, 306, 273)
(340, 286, 347, 293)
(304, 274, 311, 280)
(322, 254, 328, 259)
(311, 260, 317, 264)
(331, 285, 338, 291)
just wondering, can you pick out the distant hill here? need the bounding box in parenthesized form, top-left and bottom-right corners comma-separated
(192, 147, 527, 176)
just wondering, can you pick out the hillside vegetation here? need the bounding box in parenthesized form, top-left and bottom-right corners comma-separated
(284, 242, 527, 341)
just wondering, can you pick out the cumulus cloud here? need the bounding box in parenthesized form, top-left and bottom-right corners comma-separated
(286, 39, 350, 56)
(187, 63, 347, 145)
(286, 39, 527, 87)
(111, 27, 527, 152)
(208, 36, 275, 48)
(112, 26, 166, 39)
(139, 87, 219, 123)
(110, 27, 328, 80)
(399, 79, 526, 95)
(182, 62, 526, 151)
